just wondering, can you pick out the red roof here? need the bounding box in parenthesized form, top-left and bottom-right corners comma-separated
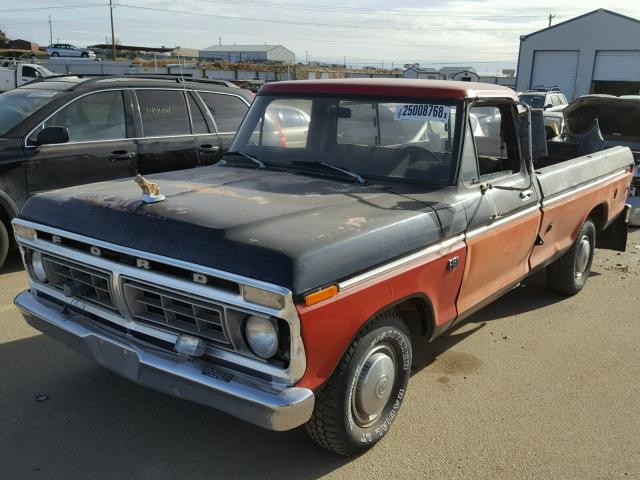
(260, 78, 517, 100)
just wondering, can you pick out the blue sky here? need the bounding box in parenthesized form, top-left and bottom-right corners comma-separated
(2, 1, 640, 72)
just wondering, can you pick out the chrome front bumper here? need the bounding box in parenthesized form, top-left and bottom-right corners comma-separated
(15, 291, 314, 431)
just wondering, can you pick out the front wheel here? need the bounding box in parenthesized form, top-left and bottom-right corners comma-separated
(547, 219, 596, 295)
(51, 52, 59, 57)
(306, 311, 412, 455)
(0, 221, 9, 271)
(81, 52, 89, 58)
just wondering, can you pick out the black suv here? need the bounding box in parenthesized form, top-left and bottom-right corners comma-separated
(0, 75, 253, 268)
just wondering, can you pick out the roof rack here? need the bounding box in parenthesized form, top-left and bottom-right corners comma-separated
(527, 86, 561, 93)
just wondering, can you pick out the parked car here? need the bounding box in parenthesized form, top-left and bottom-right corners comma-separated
(0, 75, 253, 268)
(13, 79, 633, 455)
(559, 94, 640, 225)
(0, 62, 54, 92)
(519, 87, 568, 111)
(46, 44, 96, 59)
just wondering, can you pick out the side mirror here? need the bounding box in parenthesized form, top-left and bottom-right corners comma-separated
(544, 104, 553, 110)
(36, 126, 69, 145)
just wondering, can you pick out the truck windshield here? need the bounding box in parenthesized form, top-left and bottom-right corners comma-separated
(0, 89, 59, 136)
(231, 96, 461, 185)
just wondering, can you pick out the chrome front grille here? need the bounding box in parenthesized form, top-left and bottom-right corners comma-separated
(42, 254, 117, 311)
(123, 280, 230, 346)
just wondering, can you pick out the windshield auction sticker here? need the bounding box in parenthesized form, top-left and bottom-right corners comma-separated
(394, 104, 450, 122)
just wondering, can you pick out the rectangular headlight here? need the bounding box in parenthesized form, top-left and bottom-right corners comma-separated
(241, 285, 285, 310)
(13, 224, 36, 241)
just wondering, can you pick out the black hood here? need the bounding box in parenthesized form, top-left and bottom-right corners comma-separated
(564, 95, 640, 140)
(19, 165, 443, 294)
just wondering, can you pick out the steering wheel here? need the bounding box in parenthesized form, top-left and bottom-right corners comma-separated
(392, 145, 441, 164)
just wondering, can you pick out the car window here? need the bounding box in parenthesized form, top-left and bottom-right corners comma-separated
(199, 92, 248, 132)
(188, 92, 209, 134)
(42, 90, 126, 142)
(137, 90, 191, 137)
(550, 95, 561, 107)
(470, 105, 519, 178)
(0, 89, 59, 136)
(22, 66, 38, 79)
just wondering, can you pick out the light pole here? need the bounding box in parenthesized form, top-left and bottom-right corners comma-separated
(109, 0, 116, 60)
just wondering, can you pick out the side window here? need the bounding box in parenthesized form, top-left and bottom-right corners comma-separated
(188, 92, 209, 134)
(550, 95, 561, 107)
(22, 66, 38, 79)
(137, 90, 190, 137)
(470, 105, 520, 179)
(199, 93, 248, 132)
(42, 90, 126, 142)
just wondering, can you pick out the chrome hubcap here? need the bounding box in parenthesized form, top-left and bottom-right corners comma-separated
(575, 235, 591, 279)
(352, 345, 396, 427)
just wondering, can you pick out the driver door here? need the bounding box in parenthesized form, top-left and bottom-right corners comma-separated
(25, 89, 137, 195)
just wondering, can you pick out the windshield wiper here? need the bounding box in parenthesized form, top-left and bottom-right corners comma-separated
(223, 151, 266, 169)
(291, 161, 365, 184)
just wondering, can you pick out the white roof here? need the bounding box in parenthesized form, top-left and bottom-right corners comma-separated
(201, 44, 285, 52)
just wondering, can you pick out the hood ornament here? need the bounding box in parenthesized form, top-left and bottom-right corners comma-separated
(135, 174, 166, 203)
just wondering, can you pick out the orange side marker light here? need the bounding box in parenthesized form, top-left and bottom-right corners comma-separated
(304, 285, 339, 306)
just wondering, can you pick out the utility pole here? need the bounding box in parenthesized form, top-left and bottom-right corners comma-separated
(48, 15, 53, 45)
(109, 0, 116, 60)
(305, 50, 309, 64)
(548, 13, 556, 28)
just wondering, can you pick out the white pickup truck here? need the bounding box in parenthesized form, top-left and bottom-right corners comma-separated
(0, 63, 54, 92)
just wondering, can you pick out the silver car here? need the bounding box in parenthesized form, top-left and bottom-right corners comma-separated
(46, 44, 96, 59)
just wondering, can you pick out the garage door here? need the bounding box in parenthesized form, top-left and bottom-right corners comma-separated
(530, 50, 579, 100)
(593, 51, 640, 81)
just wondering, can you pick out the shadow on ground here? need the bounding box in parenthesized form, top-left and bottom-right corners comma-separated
(0, 334, 350, 480)
(0, 251, 24, 275)
(0, 267, 575, 479)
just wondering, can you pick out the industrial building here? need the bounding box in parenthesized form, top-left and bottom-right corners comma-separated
(403, 65, 440, 79)
(402, 65, 480, 81)
(199, 44, 295, 64)
(516, 9, 640, 99)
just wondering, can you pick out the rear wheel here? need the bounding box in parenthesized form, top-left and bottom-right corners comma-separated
(0, 221, 9, 271)
(547, 219, 596, 295)
(81, 52, 89, 58)
(306, 311, 412, 455)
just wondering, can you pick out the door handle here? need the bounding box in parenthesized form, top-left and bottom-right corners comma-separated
(519, 189, 534, 200)
(109, 150, 135, 162)
(198, 144, 221, 153)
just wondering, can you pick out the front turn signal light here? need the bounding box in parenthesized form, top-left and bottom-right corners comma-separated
(304, 285, 338, 306)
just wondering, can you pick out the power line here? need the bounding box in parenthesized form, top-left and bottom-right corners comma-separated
(2, 3, 107, 13)
(115, 3, 529, 32)
(191, 0, 582, 19)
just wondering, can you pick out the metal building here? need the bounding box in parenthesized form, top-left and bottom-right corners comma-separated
(516, 9, 640, 99)
(199, 45, 295, 64)
(403, 66, 440, 79)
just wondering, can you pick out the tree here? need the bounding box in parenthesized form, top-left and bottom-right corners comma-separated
(0, 29, 9, 48)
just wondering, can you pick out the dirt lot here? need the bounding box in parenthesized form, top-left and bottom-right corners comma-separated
(1, 230, 639, 480)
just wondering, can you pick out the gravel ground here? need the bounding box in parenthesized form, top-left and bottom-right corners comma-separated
(1, 230, 639, 480)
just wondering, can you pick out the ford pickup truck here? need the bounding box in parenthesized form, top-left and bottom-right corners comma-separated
(13, 79, 633, 455)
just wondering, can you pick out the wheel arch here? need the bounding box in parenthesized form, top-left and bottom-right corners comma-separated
(321, 293, 436, 385)
(586, 202, 608, 232)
